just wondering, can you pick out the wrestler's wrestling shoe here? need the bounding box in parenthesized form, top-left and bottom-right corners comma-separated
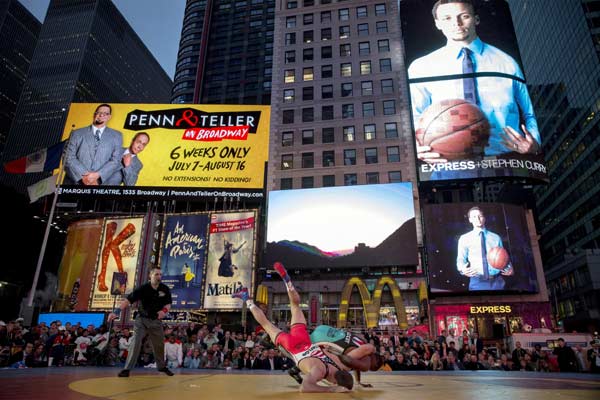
(232, 287, 249, 301)
(273, 262, 291, 283)
(288, 365, 303, 384)
(158, 367, 174, 376)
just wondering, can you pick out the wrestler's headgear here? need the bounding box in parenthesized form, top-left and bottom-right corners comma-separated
(334, 370, 354, 390)
(369, 352, 384, 371)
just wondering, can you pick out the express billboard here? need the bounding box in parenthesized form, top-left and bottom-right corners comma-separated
(423, 203, 538, 294)
(400, 0, 547, 182)
(58, 103, 270, 199)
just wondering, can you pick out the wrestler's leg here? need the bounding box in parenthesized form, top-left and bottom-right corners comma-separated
(232, 288, 281, 342)
(273, 262, 302, 317)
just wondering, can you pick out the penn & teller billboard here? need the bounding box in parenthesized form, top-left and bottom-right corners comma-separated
(400, 0, 547, 182)
(58, 103, 270, 199)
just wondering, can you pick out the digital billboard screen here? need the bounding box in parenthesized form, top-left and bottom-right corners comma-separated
(265, 183, 418, 269)
(400, 0, 547, 182)
(423, 203, 538, 293)
(57, 103, 270, 199)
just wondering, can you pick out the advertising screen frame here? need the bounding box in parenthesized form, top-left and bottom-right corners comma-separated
(400, 0, 548, 183)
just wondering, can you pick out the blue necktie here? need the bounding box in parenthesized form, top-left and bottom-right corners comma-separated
(461, 48, 478, 105)
(480, 231, 489, 280)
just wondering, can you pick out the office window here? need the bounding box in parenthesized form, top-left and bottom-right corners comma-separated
(383, 100, 396, 115)
(303, 67, 314, 81)
(323, 175, 335, 187)
(343, 126, 355, 142)
(357, 23, 369, 36)
(282, 131, 294, 147)
(376, 21, 388, 33)
(385, 122, 398, 138)
(285, 32, 296, 45)
(304, 0, 315, 6)
(323, 150, 335, 167)
(365, 148, 378, 164)
(303, 48, 314, 62)
(285, 50, 296, 64)
(287, 1, 297, 9)
(286, 16, 296, 28)
(360, 61, 371, 75)
(387, 146, 400, 162)
(344, 149, 356, 165)
(321, 46, 332, 59)
(359, 42, 370, 56)
(375, 3, 386, 16)
(362, 102, 375, 117)
(380, 58, 392, 72)
(342, 104, 354, 118)
(322, 64, 333, 78)
(340, 44, 352, 58)
(303, 13, 313, 25)
(302, 129, 315, 144)
(280, 177, 293, 189)
(388, 171, 402, 182)
(381, 79, 394, 94)
(321, 28, 332, 41)
(302, 152, 314, 168)
(302, 107, 314, 122)
(339, 8, 349, 21)
(344, 173, 358, 185)
(364, 124, 376, 141)
(321, 10, 331, 22)
(340, 63, 352, 77)
(304, 30, 314, 43)
(283, 110, 294, 124)
(366, 172, 380, 184)
(282, 154, 293, 169)
(283, 89, 295, 103)
(301, 176, 314, 188)
(378, 39, 390, 52)
(322, 84, 333, 99)
(303, 86, 314, 100)
(339, 26, 350, 39)
(341, 82, 353, 97)
(284, 69, 295, 83)
(356, 6, 368, 18)
(322, 105, 334, 120)
(361, 81, 373, 95)
(322, 127, 334, 143)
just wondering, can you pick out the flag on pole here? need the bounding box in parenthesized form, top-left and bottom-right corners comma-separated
(27, 174, 58, 203)
(3, 141, 66, 174)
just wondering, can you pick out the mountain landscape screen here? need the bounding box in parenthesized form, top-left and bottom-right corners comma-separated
(265, 183, 418, 269)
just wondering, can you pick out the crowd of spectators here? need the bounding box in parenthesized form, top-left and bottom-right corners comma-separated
(1, 318, 599, 374)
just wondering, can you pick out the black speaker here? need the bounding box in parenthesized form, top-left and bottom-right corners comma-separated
(492, 324, 505, 338)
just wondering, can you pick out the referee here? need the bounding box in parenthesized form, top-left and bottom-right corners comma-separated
(108, 266, 174, 377)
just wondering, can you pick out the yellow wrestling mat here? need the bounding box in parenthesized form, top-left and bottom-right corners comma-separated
(68, 372, 600, 400)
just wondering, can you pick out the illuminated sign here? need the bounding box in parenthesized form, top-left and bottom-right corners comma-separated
(470, 305, 512, 314)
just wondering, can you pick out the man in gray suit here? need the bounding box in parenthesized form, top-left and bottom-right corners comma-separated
(64, 104, 123, 185)
(104, 132, 150, 186)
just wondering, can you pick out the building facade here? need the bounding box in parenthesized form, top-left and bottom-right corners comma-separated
(171, 0, 275, 105)
(0, 0, 40, 155)
(1, 0, 172, 191)
(508, 0, 600, 331)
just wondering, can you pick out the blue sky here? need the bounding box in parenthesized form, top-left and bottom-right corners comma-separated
(19, 0, 185, 79)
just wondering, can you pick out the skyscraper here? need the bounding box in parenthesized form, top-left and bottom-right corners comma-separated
(171, 0, 274, 105)
(0, 0, 41, 155)
(1, 0, 172, 191)
(508, 0, 600, 331)
(267, 0, 417, 193)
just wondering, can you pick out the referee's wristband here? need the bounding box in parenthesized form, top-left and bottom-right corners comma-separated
(161, 307, 169, 314)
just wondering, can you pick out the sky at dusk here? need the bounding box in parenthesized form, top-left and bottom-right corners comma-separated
(18, 0, 185, 79)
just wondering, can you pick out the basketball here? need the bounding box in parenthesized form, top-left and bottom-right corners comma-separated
(487, 246, 510, 270)
(416, 99, 490, 160)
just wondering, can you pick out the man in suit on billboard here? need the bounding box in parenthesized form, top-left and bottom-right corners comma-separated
(63, 104, 123, 185)
(104, 132, 149, 186)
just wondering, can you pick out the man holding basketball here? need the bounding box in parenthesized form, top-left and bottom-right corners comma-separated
(408, 0, 540, 171)
(456, 206, 513, 290)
